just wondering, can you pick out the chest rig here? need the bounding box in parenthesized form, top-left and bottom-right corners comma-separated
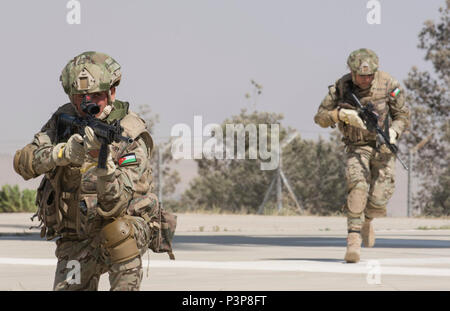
(35, 100, 152, 240)
(335, 72, 392, 146)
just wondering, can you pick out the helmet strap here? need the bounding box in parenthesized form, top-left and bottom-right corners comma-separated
(107, 88, 117, 107)
(95, 89, 115, 120)
(351, 71, 357, 85)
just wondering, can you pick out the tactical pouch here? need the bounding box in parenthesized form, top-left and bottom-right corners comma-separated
(35, 167, 82, 240)
(148, 209, 177, 259)
(100, 217, 140, 264)
(128, 193, 177, 260)
(77, 195, 101, 238)
(35, 176, 64, 240)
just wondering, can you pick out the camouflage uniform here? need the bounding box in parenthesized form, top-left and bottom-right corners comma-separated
(13, 52, 160, 290)
(314, 49, 409, 261)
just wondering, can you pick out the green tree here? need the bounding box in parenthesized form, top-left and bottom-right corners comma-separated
(403, 0, 449, 216)
(0, 184, 37, 212)
(181, 109, 284, 213)
(180, 109, 346, 215)
(282, 131, 346, 215)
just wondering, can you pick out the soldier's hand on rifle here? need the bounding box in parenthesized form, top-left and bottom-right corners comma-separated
(83, 126, 102, 156)
(52, 134, 85, 166)
(389, 128, 398, 144)
(83, 126, 116, 177)
(338, 109, 367, 130)
(380, 128, 399, 153)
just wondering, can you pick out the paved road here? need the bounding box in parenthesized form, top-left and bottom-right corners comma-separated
(1, 213, 449, 290)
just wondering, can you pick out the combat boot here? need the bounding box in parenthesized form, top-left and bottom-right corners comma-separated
(344, 232, 362, 263)
(362, 218, 375, 248)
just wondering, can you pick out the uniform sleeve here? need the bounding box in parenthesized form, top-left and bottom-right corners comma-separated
(387, 78, 410, 137)
(14, 114, 59, 180)
(31, 116, 59, 175)
(96, 135, 153, 218)
(314, 84, 339, 128)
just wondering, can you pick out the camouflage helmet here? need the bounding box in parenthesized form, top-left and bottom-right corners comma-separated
(347, 48, 379, 75)
(60, 51, 121, 96)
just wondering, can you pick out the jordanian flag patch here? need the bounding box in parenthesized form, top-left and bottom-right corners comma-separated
(390, 88, 400, 97)
(119, 153, 137, 166)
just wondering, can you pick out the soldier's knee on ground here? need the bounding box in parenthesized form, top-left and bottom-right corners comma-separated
(100, 217, 140, 264)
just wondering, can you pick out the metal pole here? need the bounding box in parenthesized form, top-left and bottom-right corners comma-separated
(276, 150, 282, 212)
(158, 146, 163, 210)
(280, 170, 303, 213)
(257, 176, 276, 214)
(407, 150, 412, 217)
(276, 170, 282, 212)
(258, 131, 299, 214)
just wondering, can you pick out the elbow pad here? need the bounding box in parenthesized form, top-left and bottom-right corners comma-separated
(13, 144, 39, 180)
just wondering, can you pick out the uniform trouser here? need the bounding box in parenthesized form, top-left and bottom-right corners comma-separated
(53, 216, 151, 291)
(345, 145, 396, 231)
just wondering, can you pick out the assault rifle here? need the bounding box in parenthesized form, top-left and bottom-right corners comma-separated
(342, 92, 409, 171)
(57, 95, 133, 169)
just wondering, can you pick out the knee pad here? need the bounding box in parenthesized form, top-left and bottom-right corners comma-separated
(347, 188, 368, 214)
(365, 200, 387, 218)
(100, 217, 140, 264)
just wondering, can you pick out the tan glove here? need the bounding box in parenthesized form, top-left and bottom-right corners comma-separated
(389, 128, 398, 145)
(328, 109, 339, 123)
(84, 126, 102, 153)
(51, 134, 84, 166)
(380, 128, 399, 153)
(83, 126, 116, 176)
(338, 109, 367, 130)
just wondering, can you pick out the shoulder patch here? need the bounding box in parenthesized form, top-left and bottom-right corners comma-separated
(390, 87, 400, 98)
(118, 153, 138, 166)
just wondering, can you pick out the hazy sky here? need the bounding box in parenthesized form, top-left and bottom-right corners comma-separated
(0, 0, 444, 154)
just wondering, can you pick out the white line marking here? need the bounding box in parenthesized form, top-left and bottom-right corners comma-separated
(0, 257, 449, 277)
(0, 258, 56, 266)
(378, 258, 450, 265)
